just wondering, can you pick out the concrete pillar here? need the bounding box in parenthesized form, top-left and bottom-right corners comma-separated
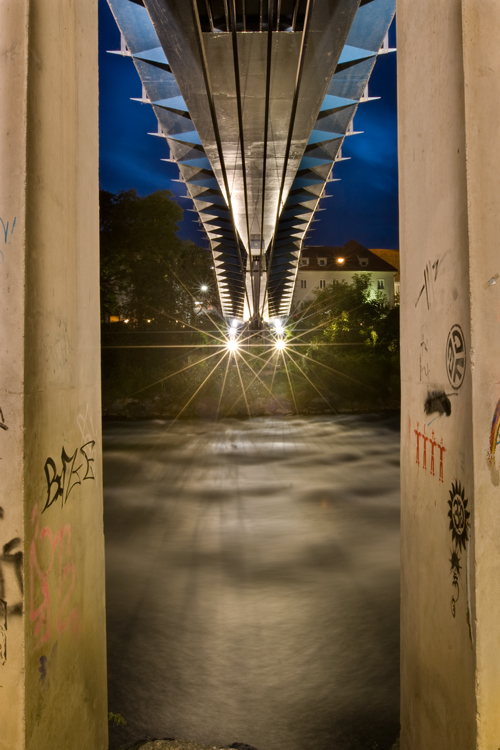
(0, 2, 107, 748)
(399, 1, 500, 748)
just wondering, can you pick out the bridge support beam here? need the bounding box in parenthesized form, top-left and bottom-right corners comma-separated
(399, 1, 500, 748)
(0, 2, 107, 749)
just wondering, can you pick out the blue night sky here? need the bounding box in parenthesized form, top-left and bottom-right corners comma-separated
(98, 0, 398, 250)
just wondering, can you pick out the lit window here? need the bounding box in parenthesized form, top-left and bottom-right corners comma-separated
(319, 279, 326, 289)
(109, 315, 120, 323)
(301, 279, 307, 289)
(318, 258, 327, 266)
(377, 279, 385, 290)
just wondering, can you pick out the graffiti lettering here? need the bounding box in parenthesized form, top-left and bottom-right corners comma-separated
(30, 507, 78, 649)
(419, 331, 430, 381)
(0, 407, 7, 431)
(0, 216, 16, 244)
(77, 405, 99, 482)
(415, 423, 446, 481)
(415, 258, 441, 309)
(0, 507, 24, 663)
(0, 507, 23, 616)
(42, 440, 95, 513)
(446, 324, 466, 390)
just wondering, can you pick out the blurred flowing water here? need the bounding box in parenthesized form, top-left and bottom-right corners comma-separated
(104, 414, 400, 750)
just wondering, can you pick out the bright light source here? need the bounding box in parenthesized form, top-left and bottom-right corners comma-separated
(147, 319, 152, 323)
(336, 257, 345, 265)
(124, 319, 130, 324)
(226, 339, 239, 353)
(275, 339, 286, 351)
(201, 285, 208, 292)
(274, 321, 284, 334)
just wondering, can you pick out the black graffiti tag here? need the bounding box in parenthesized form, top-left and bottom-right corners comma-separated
(0, 505, 24, 664)
(42, 441, 95, 513)
(447, 480, 470, 619)
(446, 324, 466, 390)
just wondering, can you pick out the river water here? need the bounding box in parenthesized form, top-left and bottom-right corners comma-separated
(104, 414, 400, 750)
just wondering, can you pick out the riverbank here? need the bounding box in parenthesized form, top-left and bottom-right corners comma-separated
(119, 737, 401, 750)
(102, 395, 400, 420)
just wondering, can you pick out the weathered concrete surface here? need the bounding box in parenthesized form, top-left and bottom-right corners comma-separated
(462, 2, 500, 747)
(0, 1, 107, 748)
(0, 2, 29, 748)
(399, 0, 500, 748)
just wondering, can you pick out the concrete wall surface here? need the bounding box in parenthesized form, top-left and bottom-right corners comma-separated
(0, 2, 29, 748)
(462, 2, 500, 747)
(399, 0, 500, 748)
(0, 1, 108, 749)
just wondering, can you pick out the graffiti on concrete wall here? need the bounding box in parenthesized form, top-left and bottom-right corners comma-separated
(414, 422, 446, 481)
(447, 480, 470, 618)
(0, 600, 6, 666)
(42, 440, 95, 513)
(0, 217, 16, 244)
(415, 257, 441, 310)
(446, 324, 466, 390)
(424, 390, 452, 418)
(419, 329, 430, 382)
(0, 506, 23, 665)
(0, 216, 16, 264)
(39, 641, 58, 687)
(30, 507, 78, 649)
(77, 404, 99, 483)
(488, 397, 500, 485)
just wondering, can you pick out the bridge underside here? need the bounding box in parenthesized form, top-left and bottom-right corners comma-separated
(107, 0, 395, 322)
(5, 2, 500, 750)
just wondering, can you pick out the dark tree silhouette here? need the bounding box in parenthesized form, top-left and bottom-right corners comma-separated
(100, 189, 216, 328)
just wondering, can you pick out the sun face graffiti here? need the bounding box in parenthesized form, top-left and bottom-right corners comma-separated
(447, 480, 470, 617)
(448, 480, 470, 552)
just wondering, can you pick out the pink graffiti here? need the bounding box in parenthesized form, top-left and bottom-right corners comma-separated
(29, 507, 78, 649)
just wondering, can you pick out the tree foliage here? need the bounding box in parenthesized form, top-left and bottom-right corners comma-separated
(296, 274, 398, 351)
(100, 189, 217, 328)
(293, 275, 400, 410)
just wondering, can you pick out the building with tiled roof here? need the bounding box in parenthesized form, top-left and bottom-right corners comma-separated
(292, 239, 399, 308)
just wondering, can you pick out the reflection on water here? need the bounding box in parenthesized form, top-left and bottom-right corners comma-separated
(104, 414, 400, 750)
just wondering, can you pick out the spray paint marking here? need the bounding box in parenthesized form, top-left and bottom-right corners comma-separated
(489, 398, 500, 465)
(0, 217, 16, 244)
(30, 507, 78, 649)
(415, 422, 446, 481)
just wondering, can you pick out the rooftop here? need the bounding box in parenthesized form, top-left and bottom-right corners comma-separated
(300, 240, 399, 273)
